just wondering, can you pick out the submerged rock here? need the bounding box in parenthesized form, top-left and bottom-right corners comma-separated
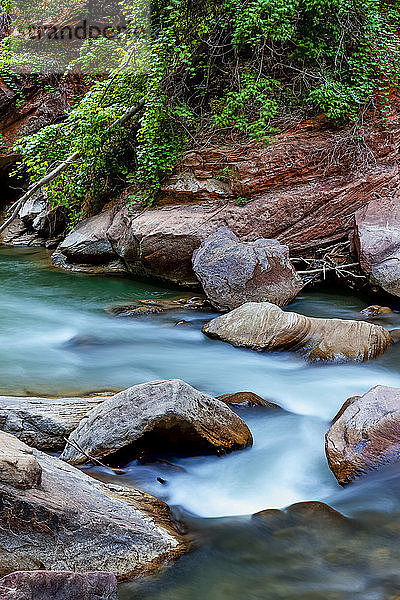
(0, 433, 187, 578)
(253, 501, 352, 535)
(202, 302, 392, 362)
(61, 379, 253, 465)
(0, 395, 107, 451)
(353, 197, 400, 297)
(359, 305, 396, 319)
(105, 296, 209, 317)
(192, 227, 303, 310)
(325, 385, 400, 485)
(0, 571, 117, 600)
(216, 391, 281, 409)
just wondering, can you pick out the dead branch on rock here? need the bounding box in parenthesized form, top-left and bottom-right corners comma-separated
(0, 98, 145, 236)
(293, 240, 366, 284)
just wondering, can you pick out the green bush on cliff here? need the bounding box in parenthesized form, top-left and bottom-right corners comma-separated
(8, 0, 400, 217)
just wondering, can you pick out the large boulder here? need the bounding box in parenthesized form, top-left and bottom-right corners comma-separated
(52, 209, 126, 274)
(0, 395, 107, 451)
(0, 433, 187, 578)
(61, 379, 253, 465)
(202, 302, 392, 362)
(0, 571, 117, 600)
(192, 227, 303, 310)
(0, 431, 42, 490)
(325, 385, 400, 485)
(353, 197, 400, 297)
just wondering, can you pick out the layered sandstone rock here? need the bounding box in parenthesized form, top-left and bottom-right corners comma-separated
(0, 571, 118, 600)
(192, 227, 303, 310)
(353, 197, 400, 297)
(52, 108, 400, 285)
(0, 434, 187, 578)
(61, 379, 253, 465)
(0, 395, 107, 451)
(325, 385, 400, 485)
(202, 302, 392, 362)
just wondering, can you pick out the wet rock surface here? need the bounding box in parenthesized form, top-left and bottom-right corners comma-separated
(0, 395, 107, 451)
(0, 571, 118, 600)
(216, 391, 281, 408)
(202, 302, 392, 362)
(192, 227, 303, 311)
(105, 296, 209, 317)
(325, 385, 400, 485)
(61, 379, 253, 465)
(0, 433, 187, 579)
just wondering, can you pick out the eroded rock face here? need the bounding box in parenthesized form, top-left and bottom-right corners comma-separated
(353, 197, 400, 297)
(325, 386, 400, 485)
(52, 108, 400, 286)
(0, 435, 187, 578)
(61, 379, 253, 465)
(0, 395, 107, 451)
(192, 227, 303, 310)
(0, 432, 42, 489)
(0, 571, 117, 600)
(202, 302, 392, 362)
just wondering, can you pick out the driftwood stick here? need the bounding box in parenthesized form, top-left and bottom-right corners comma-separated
(63, 436, 111, 470)
(0, 97, 145, 235)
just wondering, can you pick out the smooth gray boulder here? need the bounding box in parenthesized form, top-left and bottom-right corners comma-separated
(0, 434, 187, 579)
(202, 302, 392, 362)
(61, 379, 253, 465)
(0, 571, 117, 600)
(0, 395, 107, 451)
(0, 431, 42, 489)
(192, 227, 303, 310)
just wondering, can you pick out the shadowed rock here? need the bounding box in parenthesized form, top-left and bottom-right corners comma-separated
(61, 379, 253, 465)
(0, 571, 117, 600)
(326, 385, 400, 485)
(192, 227, 303, 310)
(202, 301, 392, 362)
(0, 434, 187, 579)
(0, 432, 42, 489)
(0, 395, 107, 451)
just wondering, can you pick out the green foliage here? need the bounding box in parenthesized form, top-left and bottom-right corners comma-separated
(5, 0, 400, 219)
(235, 196, 250, 206)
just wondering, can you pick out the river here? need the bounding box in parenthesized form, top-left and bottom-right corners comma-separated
(2, 246, 400, 600)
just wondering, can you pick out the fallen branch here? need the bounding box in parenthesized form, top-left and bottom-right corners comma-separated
(63, 436, 116, 472)
(0, 97, 145, 235)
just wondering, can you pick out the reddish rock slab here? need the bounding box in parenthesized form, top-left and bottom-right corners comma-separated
(0, 571, 117, 600)
(353, 197, 400, 297)
(325, 386, 400, 485)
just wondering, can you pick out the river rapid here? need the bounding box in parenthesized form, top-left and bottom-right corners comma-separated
(3, 246, 400, 600)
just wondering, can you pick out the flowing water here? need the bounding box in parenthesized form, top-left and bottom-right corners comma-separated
(3, 246, 400, 600)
